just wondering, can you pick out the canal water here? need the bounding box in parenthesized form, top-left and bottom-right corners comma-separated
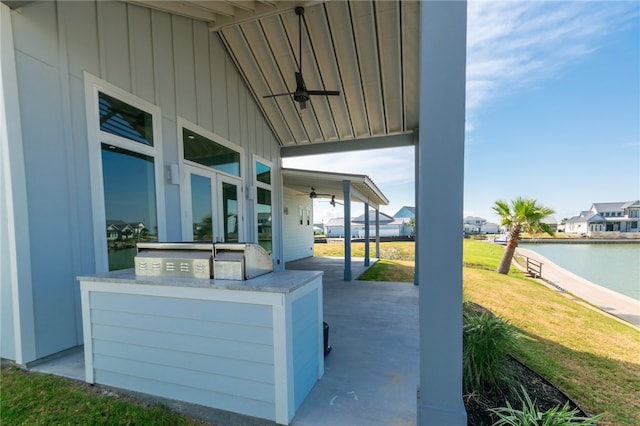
(520, 243, 640, 301)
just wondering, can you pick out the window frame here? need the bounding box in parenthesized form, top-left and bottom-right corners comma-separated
(253, 155, 273, 252)
(177, 118, 246, 242)
(84, 72, 166, 272)
(177, 117, 245, 180)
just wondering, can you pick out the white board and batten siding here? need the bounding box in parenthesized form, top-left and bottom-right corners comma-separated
(80, 271, 324, 425)
(283, 187, 315, 263)
(3, 1, 283, 362)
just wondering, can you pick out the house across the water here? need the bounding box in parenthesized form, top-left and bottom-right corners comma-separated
(565, 201, 640, 237)
(463, 216, 499, 234)
(323, 208, 416, 239)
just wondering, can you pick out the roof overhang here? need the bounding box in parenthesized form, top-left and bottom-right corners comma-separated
(282, 168, 388, 209)
(118, 0, 419, 150)
(2, 1, 32, 8)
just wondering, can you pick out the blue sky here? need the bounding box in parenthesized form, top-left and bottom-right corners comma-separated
(284, 1, 640, 225)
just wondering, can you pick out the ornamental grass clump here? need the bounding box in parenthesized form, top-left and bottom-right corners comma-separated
(490, 386, 602, 426)
(463, 304, 518, 394)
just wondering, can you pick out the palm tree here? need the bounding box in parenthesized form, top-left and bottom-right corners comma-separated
(493, 198, 555, 274)
(407, 217, 416, 237)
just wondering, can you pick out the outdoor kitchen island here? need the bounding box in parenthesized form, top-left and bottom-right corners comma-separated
(78, 267, 324, 425)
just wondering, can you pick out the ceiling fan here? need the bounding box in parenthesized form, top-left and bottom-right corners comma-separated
(298, 187, 332, 199)
(263, 6, 340, 109)
(329, 195, 343, 207)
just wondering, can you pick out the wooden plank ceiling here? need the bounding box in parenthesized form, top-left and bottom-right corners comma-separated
(127, 1, 420, 147)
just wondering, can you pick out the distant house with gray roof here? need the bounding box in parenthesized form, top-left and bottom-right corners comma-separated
(393, 206, 415, 237)
(106, 220, 145, 241)
(325, 211, 411, 238)
(394, 206, 415, 219)
(463, 216, 499, 234)
(540, 216, 558, 232)
(565, 200, 640, 236)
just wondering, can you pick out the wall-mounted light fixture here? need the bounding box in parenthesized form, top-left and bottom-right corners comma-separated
(168, 164, 180, 185)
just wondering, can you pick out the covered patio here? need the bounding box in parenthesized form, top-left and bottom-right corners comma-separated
(2, 0, 466, 423)
(30, 256, 418, 425)
(283, 168, 389, 280)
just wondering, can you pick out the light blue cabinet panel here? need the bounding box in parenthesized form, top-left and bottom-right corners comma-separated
(89, 292, 272, 326)
(90, 309, 273, 345)
(92, 340, 275, 383)
(292, 290, 320, 410)
(95, 370, 276, 421)
(92, 324, 274, 364)
(94, 354, 275, 403)
(80, 270, 323, 424)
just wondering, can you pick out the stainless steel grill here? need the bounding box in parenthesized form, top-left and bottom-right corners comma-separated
(214, 243, 273, 280)
(134, 242, 272, 280)
(134, 242, 214, 279)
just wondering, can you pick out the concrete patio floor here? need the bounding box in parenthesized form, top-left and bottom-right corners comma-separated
(28, 257, 419, 425)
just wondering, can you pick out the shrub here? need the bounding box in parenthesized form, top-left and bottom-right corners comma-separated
(490, 386, 602, 426)
(463, 304, 518, 394)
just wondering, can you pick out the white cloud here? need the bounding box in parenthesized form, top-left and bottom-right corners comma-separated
(283, 147, 416, 222)
(283, 146, 414, 188)
(288, 2, 639, 220)
(466, 1, 638, 120)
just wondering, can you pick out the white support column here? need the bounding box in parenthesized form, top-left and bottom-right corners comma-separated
(414, 132, 419, 286)
(417, 1, 467, 425)
(364, 203, 370, 266)
(343, 181, 352, 281)
(0, 3, 37, 364)
(375, 209, 380, 259)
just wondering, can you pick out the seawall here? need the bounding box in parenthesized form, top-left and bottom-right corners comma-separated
(516, 247, 640, 327)
(519, 238, 640, 244)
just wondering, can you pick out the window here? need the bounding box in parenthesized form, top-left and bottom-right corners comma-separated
(257, 187, 272, 252)
(86, 73, 164, 272)
(191, 174, 213, 241)
(102, 144, 158, 270)
(256, 161, 271, 184)
(255, 158, 272, 253)
(99, 92, 154, 145)
(183, 128, 240, 176)
(222, 182, 240, 243)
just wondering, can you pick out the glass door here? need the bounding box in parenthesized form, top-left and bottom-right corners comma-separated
(190, 172, 214, 241)
(184, 165, 243, 243)
(218, 175, 243, 243)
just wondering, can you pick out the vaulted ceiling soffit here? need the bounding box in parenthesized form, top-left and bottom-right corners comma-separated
(127, 1, 420, 147)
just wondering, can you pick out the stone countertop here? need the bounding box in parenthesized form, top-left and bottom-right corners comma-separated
(77, 269, 323, 294)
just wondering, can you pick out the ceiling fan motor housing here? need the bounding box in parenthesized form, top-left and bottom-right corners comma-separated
(261, 6, 339, 109)
(294, 91, 309, 103)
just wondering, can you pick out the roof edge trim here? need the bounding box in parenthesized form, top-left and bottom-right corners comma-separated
(280, 131, 415, 158)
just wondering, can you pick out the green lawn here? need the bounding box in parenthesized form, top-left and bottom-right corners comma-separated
(319, 239, 639, 425)
(315, 239, 522, 280)
(314, 240, 415, 260)
(2, 240, 637, 425)
(0, 366, 206, 425)
(358, 259, 415, 282)
(464, 267, 639, 426)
